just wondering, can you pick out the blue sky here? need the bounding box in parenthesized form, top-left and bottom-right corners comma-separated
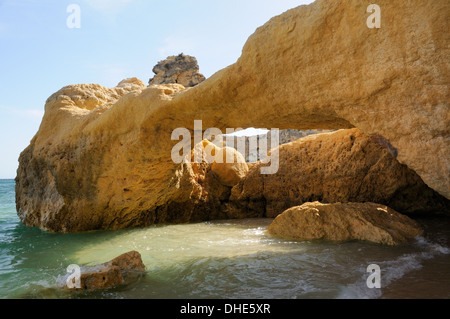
(0, 0, 313, 178)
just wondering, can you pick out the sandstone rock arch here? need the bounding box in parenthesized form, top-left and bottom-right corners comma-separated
(16, 0, 449, 232)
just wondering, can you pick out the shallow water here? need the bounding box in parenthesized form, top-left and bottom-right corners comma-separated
(1, 179, 449, 299)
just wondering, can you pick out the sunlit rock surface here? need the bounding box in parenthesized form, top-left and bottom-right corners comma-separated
(16, 0, 449, 232)
(268, 202, 423, 245)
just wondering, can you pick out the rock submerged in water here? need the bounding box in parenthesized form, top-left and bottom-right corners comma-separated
(64, 251, 145, 290)
(267, 202, 423, 245)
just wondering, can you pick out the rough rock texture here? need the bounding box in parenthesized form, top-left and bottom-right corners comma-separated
(16, 0, 449, 232)
(76, 265, 124, 290)
(221, 129, 335, 162)
(107, 250, 146, 272)
(162, 140, 248, 223)
(277, 129, 336, 145)
(267, 202, 423, 245)
(211, 146, 248, 187)
(64, 251, 145, 290)
(230, 129, 450, 218)
(149, 53, 206, 87)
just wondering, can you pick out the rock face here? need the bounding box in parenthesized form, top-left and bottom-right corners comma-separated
(149, 53, 206, 87)
(267, 202, 423, 245)
(277, 129, 336, 145)
(76, 265, 124, 290)
(108, 250, 146, 272)
(64, 251, 146, 290)
(165, 140, 248, 223)
(221, 129, 335, 162)
(230, 129, 450, 218)
(211, 146, 249, 187)
(16, 0, 449, 232)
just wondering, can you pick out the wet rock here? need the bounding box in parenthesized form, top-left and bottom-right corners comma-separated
(64, 251, 145, 290)
(268, 202, 424, 245)
(77, 265, 124, 290)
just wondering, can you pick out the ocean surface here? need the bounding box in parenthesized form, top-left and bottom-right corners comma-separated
(0, 179, 449, 299)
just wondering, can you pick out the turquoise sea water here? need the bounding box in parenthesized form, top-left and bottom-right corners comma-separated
(0, 179, 449, 299)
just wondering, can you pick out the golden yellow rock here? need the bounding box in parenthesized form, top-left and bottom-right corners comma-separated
(267, 202, 423, 245)
(211, 147, 248, 187)
(230, 129, 449, 217)
(15, 0, 449, 232)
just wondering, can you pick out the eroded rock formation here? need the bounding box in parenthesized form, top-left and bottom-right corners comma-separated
(63, 251, 145, 290)
(221, 129, 335, 162)
(154, 140, 249, 224)
(230, 129, 450, 218)
(267, 202, 423, 245)
(149, 53, 206, 87)
(16, 0, 449, 232)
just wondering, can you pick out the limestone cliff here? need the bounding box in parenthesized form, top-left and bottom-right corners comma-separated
(16, 0, 449, 232)
(229, 129, 450, 218)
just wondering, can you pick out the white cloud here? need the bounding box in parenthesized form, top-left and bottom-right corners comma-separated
(224, 128, 269, 137)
